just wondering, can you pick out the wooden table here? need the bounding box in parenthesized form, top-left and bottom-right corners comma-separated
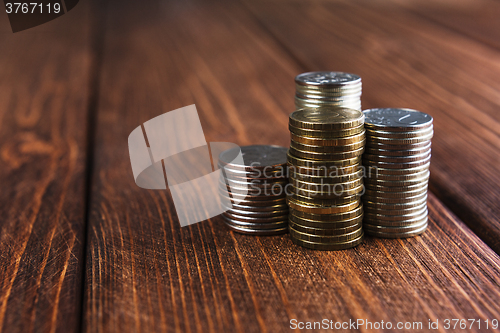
(1, 0, 499, 332)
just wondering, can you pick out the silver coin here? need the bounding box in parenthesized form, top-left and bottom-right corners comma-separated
(222, 215, 288, 229)
(224, 206, 288, 217)
(363, 108, 433, 131)
(364, 223, 427, 238)
(223, 211, 289, 223)
(365, 142, 432, 156)
(219, 145, 287, 171)
(363, 150, 431, 163)
(295, 71, 361, 87)
(363, 219, 428, 233)
(222, 221, 288, 235)
(363, 211, 428, 226)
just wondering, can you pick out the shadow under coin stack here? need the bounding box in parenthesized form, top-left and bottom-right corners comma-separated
(362, 108, 433, 238)
(219, 145, 289, 235)
(287, 107, 366, 250)
(295, 71, 362, 111)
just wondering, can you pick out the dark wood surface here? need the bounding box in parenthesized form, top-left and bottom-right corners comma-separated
(1, 0, 500, 332)
(0, 3, 93, 333)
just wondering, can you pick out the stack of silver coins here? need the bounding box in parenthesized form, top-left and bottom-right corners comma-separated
(218, 145, 289, 235)
(295, 71, 362, 111)
(286, 107, 365, 250)
(362, 108, 433, 238)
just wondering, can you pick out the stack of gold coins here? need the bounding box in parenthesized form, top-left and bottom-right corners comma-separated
(362, 108, 433, 238)
(218, 145, 289, 235)
(295, 71, 362, 111)
(286, 107, 365, 250)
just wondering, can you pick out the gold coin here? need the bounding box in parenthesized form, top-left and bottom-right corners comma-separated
(290, 233, 364, 250)
(289, 123, 364, 138)
(288, 163, 361, 177)
(289, 107, 364, 130)
(289, 212, 363, 228)
(289, 146, 364, 160)
(290, 204, 363, 222)
(290, 176, 363, 190)
(287, 197, 361, 214)
(291, 168, 363, 183)
(288, 192, 361, 206)
(289, 220, 361, 236)
(291, 139, 365, 153)
(287, 152, 361, 167)
(289, 225, 363, 243)
(290, 183, 364, 199)
(291, 131, 365, 146)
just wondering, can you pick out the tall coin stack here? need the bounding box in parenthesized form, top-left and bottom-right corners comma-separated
(219, 145, 289, 235)
(287, 107, 366, 250)
(295, 71, 362, 111)
(362, 108, 433, 238)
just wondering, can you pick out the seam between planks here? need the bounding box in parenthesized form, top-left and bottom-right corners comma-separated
(80, 0, 109, 332)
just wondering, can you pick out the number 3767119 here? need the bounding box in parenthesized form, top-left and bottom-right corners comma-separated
(5, 3, 61, 14)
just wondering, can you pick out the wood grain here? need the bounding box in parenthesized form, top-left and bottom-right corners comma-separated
(0, 4, 93, 333)
(84, 0, 500, 331)
(243, 0, 500, 254)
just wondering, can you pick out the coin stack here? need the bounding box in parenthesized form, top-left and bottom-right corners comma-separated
(362, 108, 433, 238)
(287, 107, 366, 250)
(218, 145, 289, 235)
(295, 71, 362, 111)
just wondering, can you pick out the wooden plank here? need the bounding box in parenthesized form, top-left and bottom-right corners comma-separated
(0, 4, 93, 333)
(85, 0, 500, 331)
(243, 0, 500, 254)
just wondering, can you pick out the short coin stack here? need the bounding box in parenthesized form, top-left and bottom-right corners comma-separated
(219, 145, 289, 235)
(362, 108, 433, 238)
(295, 71, 362, 111)
(287, 107, 366, 250)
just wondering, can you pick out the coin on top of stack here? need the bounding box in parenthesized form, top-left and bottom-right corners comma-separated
(362, 108, 433, 238)
(218, 145, 289, 235)
(287, 107, 365, 250)
(295, 71, 362, 111)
